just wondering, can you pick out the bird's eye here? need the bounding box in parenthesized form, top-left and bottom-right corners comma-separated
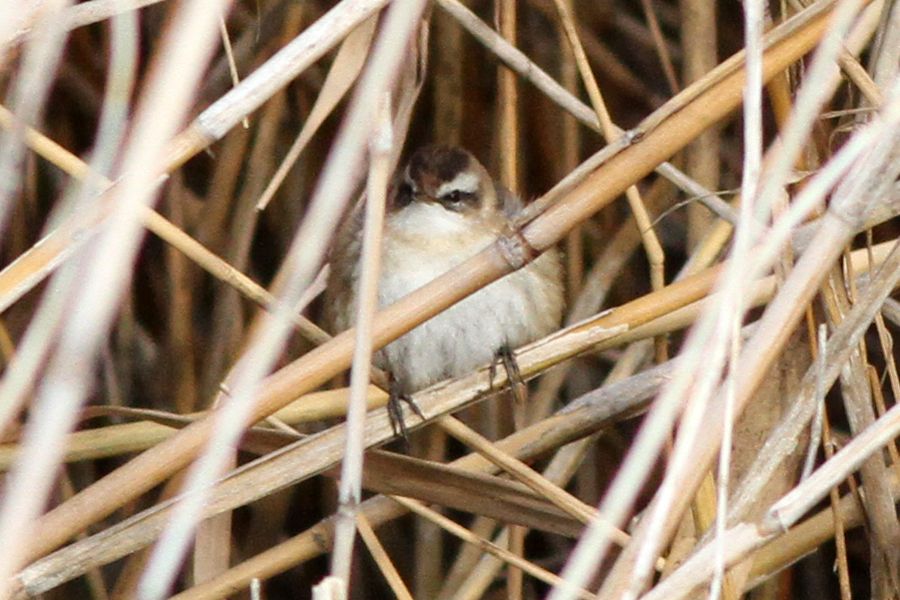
(440, 190, 473, 209)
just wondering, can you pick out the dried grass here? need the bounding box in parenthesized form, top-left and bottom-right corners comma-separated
(0, 0, 898, 599)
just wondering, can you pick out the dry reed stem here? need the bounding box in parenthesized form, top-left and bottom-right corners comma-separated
(636, 233, 900, 598)
(436, 416, 601, 529)
(17, 132, 888, 596)
(0, 0, 73, 233)
(820, 385, 854, 600)
(0, 0, 232, 595)
(550, 0, 668, 366)
(137, 3, 429, 592)
(0, 386, 386, 469)
(824, 255, 900, 587)
(493, 1, 522, 595)
(89, 237, 892, 597)
(438, 0, 737, 226)
(639, 0, 679, 94)
(392, 497, 597, 600)
(436, 517, 502, 599)
(643, 407, 900, 600)
(19, 0, 825, 565)
(680, 0, 720, 249)
(706, 1, 766, 596)
(0, 0, 391, 317)
(12, 237, 897, 596)
(606, 148, 897, 599)
(356, 513, 414, 600)
(558, 0, 582, 302)
(528, 0, 668, 107)
(585, 6, 890, 596)
(358, 451, 583, 537)
(25, 222, 898, 595)
(3, 0, 896, 596)
(330, 95, 394, 586)
(17, 353, 673, 597)
(747, 472, 900, 587)
(15, 0, 168, 37)
(255, 16, 378, 212)
(0, 104, 330, 345)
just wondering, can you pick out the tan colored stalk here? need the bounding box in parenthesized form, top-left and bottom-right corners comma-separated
(558, 0, 582, 302)
(823, 261, 900, 585)
(747, 472, 900, 587)
(821, 397, 854, 600)
(0, 105, 330, 345)
(357, 451, 583, 537)
(0, 0, 233, 595)
(218, 15, 247, 129)
(255, 16, 378, 212)
(639, 0, 679, 94)
(590, 4, 887, 596)
(639, 237, 900, 599)
(138, 3, 429, 592)
(0, 0, 73, 231)
(679, 0, 720, 249)
(437, 337, 672, 595)
(0, 0, 392, 317)
(496, 0, 519, 193)
(356, 514, 414, 600)
(494, 3, 523, 595)
(437, 416, 606, 532)
(550, 0, 668, 364)
(393, 497, 597, 600)
(0, 7, 139, 438)
(15, 350, 673, 597)
(78, 240, 894, 600)
(441, 0, 738, 226)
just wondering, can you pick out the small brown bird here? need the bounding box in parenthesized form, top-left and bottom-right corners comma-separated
(325, 145, 563, 405)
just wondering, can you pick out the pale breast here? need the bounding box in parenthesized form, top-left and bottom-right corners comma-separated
(325, 202, 563, 394)
(374, 204, 563, 393)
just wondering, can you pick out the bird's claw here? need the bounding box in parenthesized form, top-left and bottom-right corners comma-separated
(490, 344, 526, 406)
(387, 377, 425, 446)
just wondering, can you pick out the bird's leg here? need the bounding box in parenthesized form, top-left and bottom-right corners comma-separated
(490, 343, 526, 407)
(387, 373, 425, 445)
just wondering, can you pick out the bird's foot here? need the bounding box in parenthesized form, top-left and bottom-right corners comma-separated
(387, 376, 425, 447)
(489, 344, 526, 406)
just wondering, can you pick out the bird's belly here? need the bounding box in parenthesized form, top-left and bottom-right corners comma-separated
(376, 249, 559, 394)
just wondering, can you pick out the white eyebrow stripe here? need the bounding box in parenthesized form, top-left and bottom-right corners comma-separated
(436, 172, 479, 197)
(403, 170, 418, 192)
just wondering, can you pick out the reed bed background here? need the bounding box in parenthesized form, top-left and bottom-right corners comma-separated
(0, 0, 898, 598)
